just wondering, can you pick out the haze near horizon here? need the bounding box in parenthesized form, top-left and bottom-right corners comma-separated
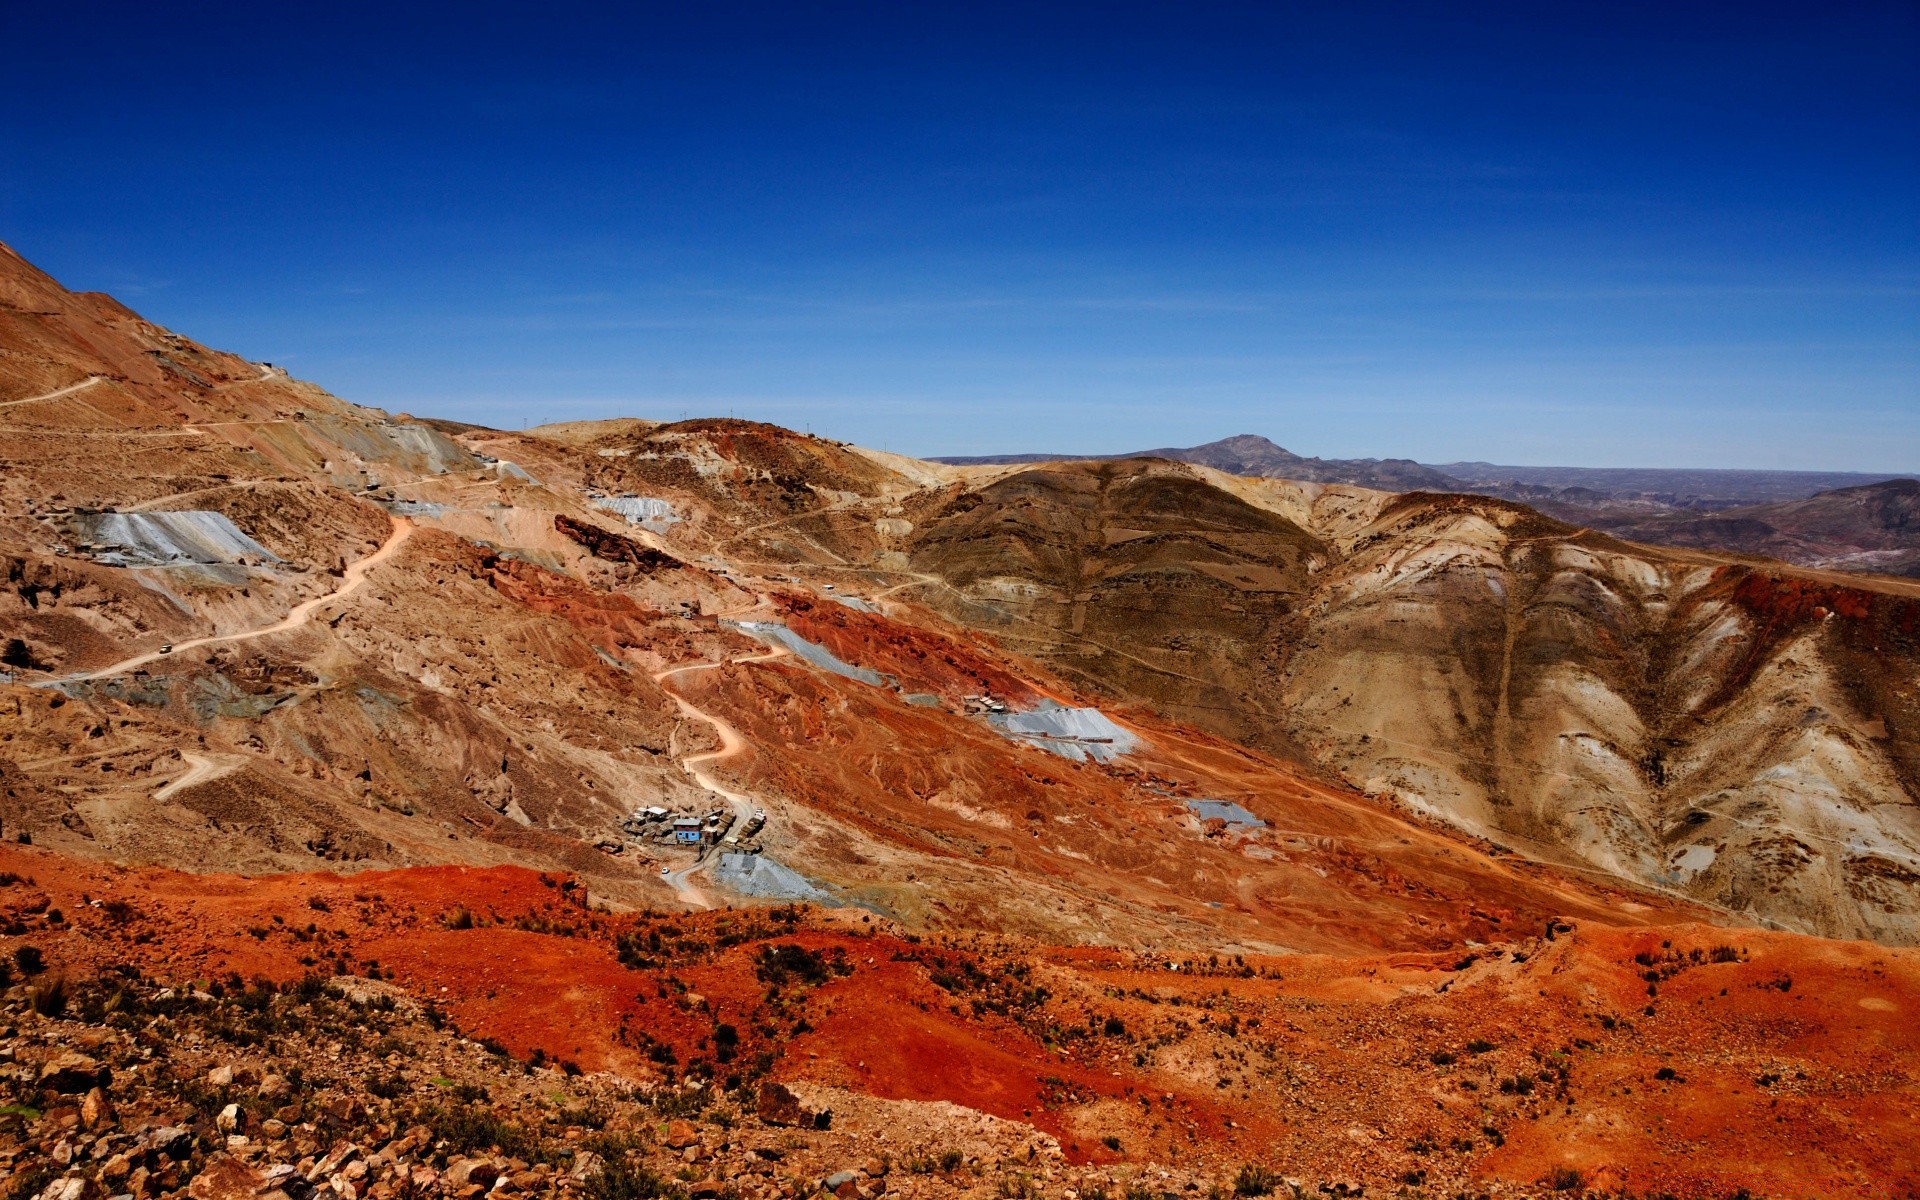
(1, 1, 1914, 470)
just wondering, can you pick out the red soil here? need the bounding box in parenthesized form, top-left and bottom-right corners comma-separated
(777, 594, 1044, 704)
(3, 844, 1913, 1195)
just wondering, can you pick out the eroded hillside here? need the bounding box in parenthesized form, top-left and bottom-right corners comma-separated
(899, 467, 1920, 945)
(3, 241, 1920, 1198)
(0, 241, 1690, 956)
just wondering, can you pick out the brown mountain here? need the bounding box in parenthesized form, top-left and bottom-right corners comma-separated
(0, 239, 1673, 954)
(896, 462, 1920, 944)
(3, 241, 1919, 1199)
(934, 433, 1459, 491)
(937, 436, 1920, 577)
(1568, 476, 1920, 577)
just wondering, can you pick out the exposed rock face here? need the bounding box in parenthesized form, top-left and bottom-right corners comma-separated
(904, 466, 1920, 943)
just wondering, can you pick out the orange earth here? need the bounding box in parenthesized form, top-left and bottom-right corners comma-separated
(3, 843, 1913, 1197)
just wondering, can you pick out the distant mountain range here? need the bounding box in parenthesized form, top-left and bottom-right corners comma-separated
(933, 435, 1920, 576)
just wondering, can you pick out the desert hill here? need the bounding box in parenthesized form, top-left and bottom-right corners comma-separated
(0, 241, 1682, 955)
(935, 434, 1920, 579)
(895, 462, 1920, 944)
(1566, 476, 1920, 578)
(934, 434, 1459, 493)
(1, 241, 1917, 1197)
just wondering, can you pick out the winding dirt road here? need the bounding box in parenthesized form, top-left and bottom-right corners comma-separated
(0, 376, 103, 409)
(152, 752, 245, 802)
(62, 517, 415, 682)
(649, 645, 789, 909)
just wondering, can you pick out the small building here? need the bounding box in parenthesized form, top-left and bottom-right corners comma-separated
(671, 817, 703, 846)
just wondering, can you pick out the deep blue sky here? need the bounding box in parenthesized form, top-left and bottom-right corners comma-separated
(3, 2, 1916, 468)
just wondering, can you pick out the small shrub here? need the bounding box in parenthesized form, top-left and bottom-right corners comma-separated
(584, 1159, 682, 1200)
(13, 946, 45, 976)
(1233, 1163, 1277, 1197)
(996, 1172, 1034, 1199)
(1465, 1039, 1495, 1054)
(755, 943, 829, 987)
(418, 1102, 531, 1159)
(27, 977, 66, 1016)
(1547, 1166, 1584, 1191)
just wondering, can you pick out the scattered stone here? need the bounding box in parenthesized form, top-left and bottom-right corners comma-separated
(445, 1159, 499, 1189)
(756, 1081, 813, 1127)
(188, 1156, 267, 1200)
(79, 1088, 114, 1132)
(38, 1053, 111, 1094)
(149, 1127, 194, 1159)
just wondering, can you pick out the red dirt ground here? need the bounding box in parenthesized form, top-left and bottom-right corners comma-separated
(2, 844, 1914, 1196)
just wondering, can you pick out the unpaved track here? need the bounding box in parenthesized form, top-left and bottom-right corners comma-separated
(152, 752, 244, 801)
(0, 376, 103, 408)
(650, 645, 790, 909)
(61, 517, 414, 682)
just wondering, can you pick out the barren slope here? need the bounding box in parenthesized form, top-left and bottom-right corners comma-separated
(904, 470, 1920, 945)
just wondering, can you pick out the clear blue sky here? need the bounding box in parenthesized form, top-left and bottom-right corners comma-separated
(3, 2, 1915, 468)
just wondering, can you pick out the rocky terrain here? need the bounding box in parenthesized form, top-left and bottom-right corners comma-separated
(0, 847, 1913, 1200)
(1, 240, 1918, 1196)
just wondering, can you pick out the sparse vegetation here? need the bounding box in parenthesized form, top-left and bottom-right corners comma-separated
(1233, 1163, 1278, 1196)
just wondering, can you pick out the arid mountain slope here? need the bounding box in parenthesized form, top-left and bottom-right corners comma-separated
(2, 241, 1919, 1199)
(937, 433, 1919, 577)
(902, 466, 1920, 944)
(934, 434, 1459, 492)
(2, 236, 1915, 952)
(1567, 476, 1920, 578)
(8, 845, 1919, 1199)
(0, 241, 1689, 957)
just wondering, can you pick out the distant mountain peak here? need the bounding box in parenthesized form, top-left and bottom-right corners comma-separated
(1190, 433, 1301, 458)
